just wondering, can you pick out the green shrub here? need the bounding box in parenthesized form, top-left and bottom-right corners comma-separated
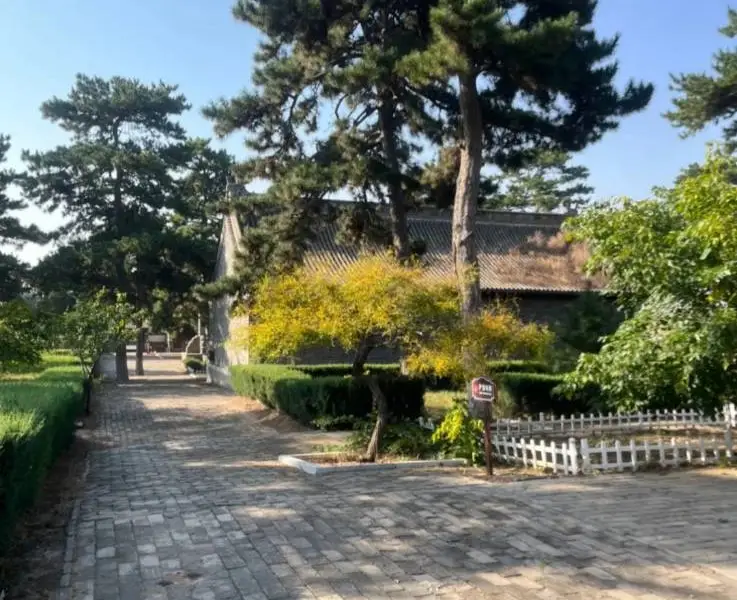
(183, 356, 205, 372)
(497, 372, 596, 416)
(431, 399, 484, 464)
(294, 364, 401, 378)
(0, 365, 84, 550)
(347, 420, 438, 458)
(230, 365, 425, 427)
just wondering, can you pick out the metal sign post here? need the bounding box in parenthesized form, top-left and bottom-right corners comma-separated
(471, 376, 497, 477)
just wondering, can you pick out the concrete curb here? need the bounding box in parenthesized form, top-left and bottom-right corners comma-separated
(278, 453, 467, 476)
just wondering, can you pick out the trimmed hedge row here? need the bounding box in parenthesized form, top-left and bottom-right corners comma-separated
(293, 364, 401, 378)
(425, 359, 551, 391)
(0, 365, 84, 551)
(230, 364, 424, 426)
(497, 372, 597, 416)
(292, 360, 549, 391)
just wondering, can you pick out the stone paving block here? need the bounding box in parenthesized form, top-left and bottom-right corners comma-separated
(55, 368, 737, 600)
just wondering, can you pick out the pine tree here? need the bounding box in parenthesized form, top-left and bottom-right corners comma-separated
(0, 135, 45, 300)
(22, 75, 226, 376)
(421, 145, 591, 212)
(496, 150, 592, 212)
(666, 9, 737, 147)
(204, 0, 450, 286)
(400, 0, 652, 322)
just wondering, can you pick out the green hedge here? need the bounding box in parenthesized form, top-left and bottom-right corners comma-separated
(294, 364, 401, 378)
(294, 360, 549, 391)
(0, 365, 84, 551)
(425, 359, 551, 391)
(497, 372, 597, 416)
(230, 365, 424, 427)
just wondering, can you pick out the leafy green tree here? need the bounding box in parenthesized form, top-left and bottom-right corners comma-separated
(400, 0, 652, 322)
(565, 150, 737, 413)
(23, 75, 229, 375)
(0, 135, 45, 299)
(666, 9, 737, 149)
(62, 290, 134, 409)
(0, 300, 43, 371)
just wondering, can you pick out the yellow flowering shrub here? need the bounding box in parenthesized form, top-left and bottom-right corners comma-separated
(230, 255, 457, 363)
(405, 305, 553, 385)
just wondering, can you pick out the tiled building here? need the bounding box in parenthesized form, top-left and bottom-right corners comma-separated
(208, 192, 601, 385)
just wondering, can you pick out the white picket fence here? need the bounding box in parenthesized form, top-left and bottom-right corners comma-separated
(491, 403, 737, 436)
(493, 436, 580, 475)
(493, 428, 735, 475)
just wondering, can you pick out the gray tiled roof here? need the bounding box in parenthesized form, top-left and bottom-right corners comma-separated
(232, 197, 599, 293)
(304, 211, 597, 293)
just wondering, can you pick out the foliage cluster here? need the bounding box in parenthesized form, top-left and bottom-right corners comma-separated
(406, 305, 553, 386)
(565, 152, 737, 413)
(0, 301, 45, 372)
(0, 363, 84, 550)
(61, 291, 135, 379)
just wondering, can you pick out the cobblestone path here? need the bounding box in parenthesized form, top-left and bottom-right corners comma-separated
(58, 367, 737, 599)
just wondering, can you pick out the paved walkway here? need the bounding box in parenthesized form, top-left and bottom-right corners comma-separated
(58, 364, 737, 599)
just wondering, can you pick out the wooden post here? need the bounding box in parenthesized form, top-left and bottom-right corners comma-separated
(483, 401, 493, 477)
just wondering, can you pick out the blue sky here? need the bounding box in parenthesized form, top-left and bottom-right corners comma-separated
(0, 0, 732, 262)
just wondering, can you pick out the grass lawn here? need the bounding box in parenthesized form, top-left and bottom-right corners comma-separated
(0, 352, 84, 551)
(424, 390, 464, 420)
(0, 352, 79, 381)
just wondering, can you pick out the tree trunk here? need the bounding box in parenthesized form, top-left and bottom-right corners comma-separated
(351, 338, 373, 377)
(378, 94, 411, 261)
(135, 326, 146, 376)
(452, 71, 484, 323)
(364, 375, 389, 463)
(83, 373, 93, 415)
(115, 341, 129, 382)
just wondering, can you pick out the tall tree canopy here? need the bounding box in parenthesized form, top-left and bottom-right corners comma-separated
(421, 146, 592, 212)
(23, 75, 232, 373)
(400, 0, 652, 322)
(565, 151, 737, 414)
(667, 9, 737, 147)
(204, 0, 450, 285)
(0, 135, 45, 300)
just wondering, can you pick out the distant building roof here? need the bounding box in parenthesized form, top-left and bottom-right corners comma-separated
(227, 189, 600, 294)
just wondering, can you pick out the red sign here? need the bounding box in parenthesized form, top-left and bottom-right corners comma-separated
(471, 377, 496, 403)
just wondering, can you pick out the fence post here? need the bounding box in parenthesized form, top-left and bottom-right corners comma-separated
(699, 437, 707, 465)
(521, 438, 528, 467)
(614, 440, 623, 472)
(600, 440, 608, 471)
(630, 439, 637, 471)
(569, 438, 579, 475)
(579, 438, 589, 474)
(685, 439, 692, 466)
(726, 428, 734, 463)
(670, 437, 678, 467)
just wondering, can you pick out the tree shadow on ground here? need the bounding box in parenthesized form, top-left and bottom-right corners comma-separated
(46, 375, 737, 599)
